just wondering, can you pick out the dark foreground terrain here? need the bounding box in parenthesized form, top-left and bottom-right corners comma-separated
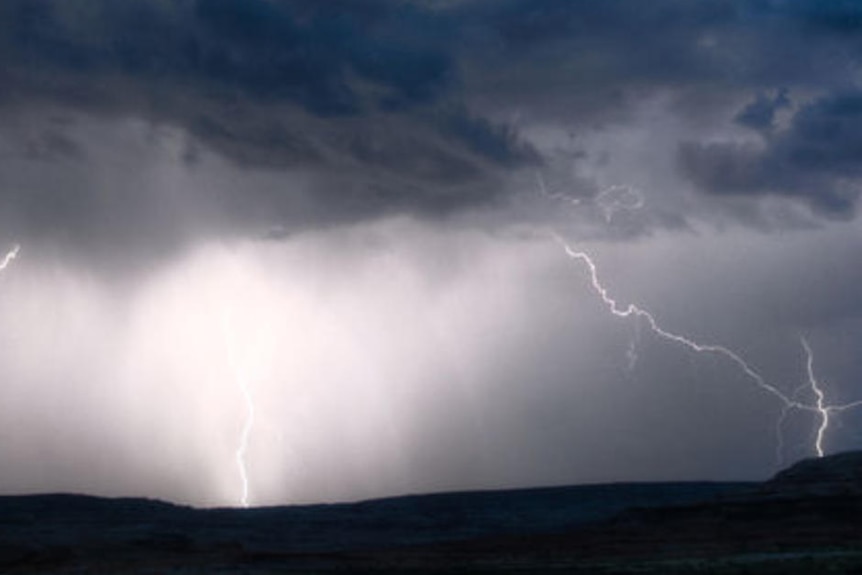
(2, 452, 862, 573)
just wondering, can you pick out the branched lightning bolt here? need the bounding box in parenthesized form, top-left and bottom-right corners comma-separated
(800, 337, 862, 458)
(538, 177, 862, 461)
(0, 244, 20, 271)
(550, 232, 862, 460)
(222, 309, 256, 508)
(551, 232, 806, 411)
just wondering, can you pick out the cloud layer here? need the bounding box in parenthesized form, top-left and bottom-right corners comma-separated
(1, 0, 862, 261)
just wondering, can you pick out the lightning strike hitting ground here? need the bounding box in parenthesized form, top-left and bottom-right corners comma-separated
(0, 244, 20, 271)
(801, 337, 829, 458)
(550, 232, 862, 459)
(799, 337, 862, 458)
(222, 309, 256, 508)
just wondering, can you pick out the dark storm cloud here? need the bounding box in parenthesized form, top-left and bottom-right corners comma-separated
(453, 0, 861, 114)
(680, 90, 862, 216)
(0, 0, 538, 248)
(446, 0, 862, 221)
(2, 0, 862, 256)
(734, 89, 790, 132)
(2, 0, 451, 114)
(460, 0, 737, 80)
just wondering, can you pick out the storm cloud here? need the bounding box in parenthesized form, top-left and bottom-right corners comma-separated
(0, 0, 537, 259)
(1, 0, 862, 258)
(680, 90, 862, 215)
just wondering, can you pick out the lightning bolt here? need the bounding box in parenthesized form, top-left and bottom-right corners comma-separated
(222, 308, 256, 508)
(536, 173, 862, 461)
(799, 337, 862, 458)
(552, 233, 801, 407)
(801, 337, 828, 458)
(550, 232, 862, 460)
(0, 244, 20, 271)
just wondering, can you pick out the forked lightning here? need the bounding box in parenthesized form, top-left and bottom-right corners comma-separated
(551, 232, 862, 460)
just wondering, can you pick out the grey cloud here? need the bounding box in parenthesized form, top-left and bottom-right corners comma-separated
(454, 0, 861, 121)
(735, 89, 791, 132)
(445, 0, 862, 226)
(680, 90, 862, 216)
(3, 0, 862, 259)
(0, 0, 543, 261)
(2, 0, 452, 114)
(2, 7, 530, 179)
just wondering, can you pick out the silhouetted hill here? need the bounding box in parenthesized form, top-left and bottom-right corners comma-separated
(2, 452, 862, 573)
(766, 450, 862, 496)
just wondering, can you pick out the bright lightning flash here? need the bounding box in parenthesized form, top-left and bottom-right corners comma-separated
(800, 337, 862, 458)
(222, 309, 256, 508)
(0, 244, 20, 271)
(551, 232, 862, 459)
(801, 337, 828, 458)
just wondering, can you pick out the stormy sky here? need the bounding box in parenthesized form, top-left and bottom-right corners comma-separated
(1, 0, 862, 507)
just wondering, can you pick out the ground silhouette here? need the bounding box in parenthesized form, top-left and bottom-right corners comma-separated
(2, 452, 862, 573)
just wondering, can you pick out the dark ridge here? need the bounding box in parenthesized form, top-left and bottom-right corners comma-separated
(1, 452, 861, 573)
(766, 450, 862, 495)
(0, 493, 187, 515)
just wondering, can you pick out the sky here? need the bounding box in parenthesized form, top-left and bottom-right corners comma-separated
(1, 0, 862, 507)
